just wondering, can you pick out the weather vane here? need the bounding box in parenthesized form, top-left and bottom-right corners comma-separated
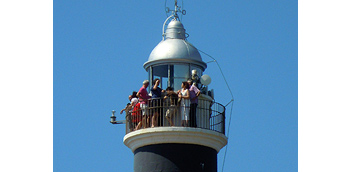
(165, 0, 186, 20)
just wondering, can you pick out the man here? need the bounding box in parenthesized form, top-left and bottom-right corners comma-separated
(188, 79, 200, 128)
(137, 80, 151, 128)
(150, 78, 165, 127)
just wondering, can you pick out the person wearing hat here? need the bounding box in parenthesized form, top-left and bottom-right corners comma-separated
(130, 98, 142, 130)
(137, 80, 151, 128)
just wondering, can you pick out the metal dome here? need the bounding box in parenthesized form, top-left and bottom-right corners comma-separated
(143, 20, 207, 70)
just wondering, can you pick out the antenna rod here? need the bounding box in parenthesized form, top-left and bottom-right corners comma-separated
(174, 0, 179, 19)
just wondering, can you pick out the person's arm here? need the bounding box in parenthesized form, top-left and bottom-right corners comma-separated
(196, 90, 200, 97)
(136, 91, 145, 102)
(120, 105, 128, 114)
(192, 91, 200, 100)
(193, 85, 201, 97)
(192, 86, 200, 100)
(153, 80, 159, 90)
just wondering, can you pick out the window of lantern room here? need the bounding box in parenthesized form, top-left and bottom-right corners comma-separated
(171, 64, 190, 91)
(149, 64, 196, 91)
(149, 65, 169, 91)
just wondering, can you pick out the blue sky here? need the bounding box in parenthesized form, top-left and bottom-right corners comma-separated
(2, 0, 352, 172)
(53, 0, 297, 171)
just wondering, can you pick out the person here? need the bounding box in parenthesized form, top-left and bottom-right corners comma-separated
(150, 78, 165, 127)
(131, 91, 138, 99)
(120, 94, 134, 131)
(191, 69, 200, 88)
(188, 79, 200, 128)
(164, 87, 178, 126)
(120, 102, 131, 114)
(136, 80, 151, 128)
(178, 81, 190, 127)
(120, 102, 133, 131)
(130, 98, 142, 130)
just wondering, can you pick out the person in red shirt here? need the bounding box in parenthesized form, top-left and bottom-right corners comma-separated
(131, 98, 142, 130)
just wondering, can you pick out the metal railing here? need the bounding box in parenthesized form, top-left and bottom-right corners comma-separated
(125, 97, 225, 134)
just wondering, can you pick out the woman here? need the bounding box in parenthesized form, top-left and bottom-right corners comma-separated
(178, 81, 190, 127)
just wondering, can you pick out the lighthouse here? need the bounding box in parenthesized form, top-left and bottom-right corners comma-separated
(115, 1, 228, 171)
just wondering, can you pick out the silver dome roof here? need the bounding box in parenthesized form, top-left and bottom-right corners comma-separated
(143, 20, 207, 70)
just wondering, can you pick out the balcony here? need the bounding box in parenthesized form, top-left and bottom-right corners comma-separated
(123, 96, 226, 135)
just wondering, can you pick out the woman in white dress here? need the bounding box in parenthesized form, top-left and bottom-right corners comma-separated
(178, 81, 190, 127)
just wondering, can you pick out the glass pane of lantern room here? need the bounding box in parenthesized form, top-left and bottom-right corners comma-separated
(151, 65, 168, 90)
(173, 64, 190, 91)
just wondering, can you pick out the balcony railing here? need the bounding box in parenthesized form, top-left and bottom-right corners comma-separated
(124, 97, 225, 134)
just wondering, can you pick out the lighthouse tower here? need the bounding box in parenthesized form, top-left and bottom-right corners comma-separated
(121, 2, 228, 171)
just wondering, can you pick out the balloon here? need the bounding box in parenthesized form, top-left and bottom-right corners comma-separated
(200, 74, 211, 86)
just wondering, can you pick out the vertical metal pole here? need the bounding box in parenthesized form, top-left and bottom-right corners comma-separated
(168, 65, 170, 87)
(222, 106, 226, 134)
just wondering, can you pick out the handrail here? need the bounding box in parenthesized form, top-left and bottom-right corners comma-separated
(125, 97, 226, 134)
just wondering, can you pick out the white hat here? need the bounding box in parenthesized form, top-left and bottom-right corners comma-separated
(131, 98, 138, 104)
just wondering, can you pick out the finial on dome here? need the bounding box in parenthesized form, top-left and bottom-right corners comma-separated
(163, 0, 187, 40)
(165, 0, 186, 21)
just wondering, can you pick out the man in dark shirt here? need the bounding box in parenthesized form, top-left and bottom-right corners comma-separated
(150, 78, 165, 127)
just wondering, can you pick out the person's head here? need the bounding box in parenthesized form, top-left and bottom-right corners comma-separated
(131, 98, 138, 106)
(187, 79, 193, 85)
(128, 95, 132, 101)
(142, 80, 149, 88)
(166, 87, 173, 91)
(192, 69, 197, 76)
(181, 81, 189, 89)
(166, 87, 174, 93)
(131, 91, 138, 98)
(152, 78, 160, 86)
